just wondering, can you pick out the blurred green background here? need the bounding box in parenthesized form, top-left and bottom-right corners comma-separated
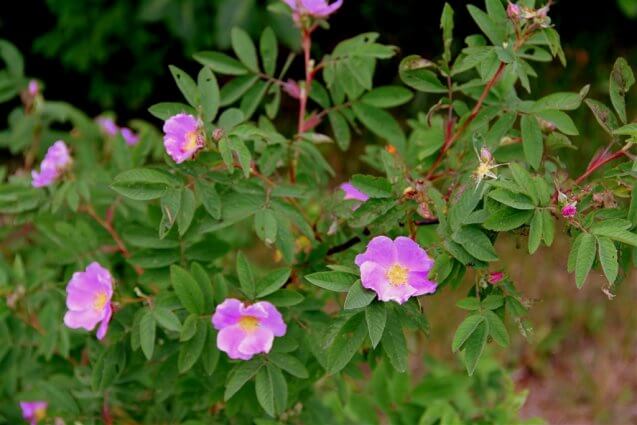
(1, 1, 637, 423)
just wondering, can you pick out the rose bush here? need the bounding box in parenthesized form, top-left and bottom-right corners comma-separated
(1, 0, 636, 423)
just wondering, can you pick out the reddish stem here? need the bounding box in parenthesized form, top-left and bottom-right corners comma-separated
(574, 149, 626, 185)
(427, 62, 506, 179)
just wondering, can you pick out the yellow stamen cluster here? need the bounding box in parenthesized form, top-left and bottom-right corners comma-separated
(239, 316, 260, 332)
(386, 264, 408, 286)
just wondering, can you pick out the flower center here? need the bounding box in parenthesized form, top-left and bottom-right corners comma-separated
(386, 264, 408, 286)
(35, 407, 46, 420)
(239, 316, 260, 332)
(183, 130, 201, 153)
(93, 292, 108, 311)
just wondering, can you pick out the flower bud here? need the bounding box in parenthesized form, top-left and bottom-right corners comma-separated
(212, 127, 225, 141)
(507, 2, 521, 19)
(561, 202, 577, 218)
(488, 271, 504, 284)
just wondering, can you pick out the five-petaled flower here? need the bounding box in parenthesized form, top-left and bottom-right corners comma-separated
(212, 299, 287, 360)
(340, 182, 369, 210)
(355, 236, 437, 304)
(63, 262, 114, 340)
(163, 113, 206, 163)
(20, 401, 47, 425)
(31, 141, 72, 188)
(283, 0, 343, 21)
(473, 147, 502, 186)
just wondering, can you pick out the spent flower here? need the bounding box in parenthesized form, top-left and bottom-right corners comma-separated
(20, 401, 47, 425)
(283, 0, 343, 22)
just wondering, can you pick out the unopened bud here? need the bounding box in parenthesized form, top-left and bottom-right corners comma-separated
(480, 147, 493, 162)
(507, 2, 521, 19)
(212, 127, 225, 141)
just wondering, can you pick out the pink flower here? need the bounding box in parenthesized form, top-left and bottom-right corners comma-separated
(31, 141, 72, 188)
(96, 117, 119, 137)
(212, 299, 287, 360)
(282, 79, 301, 99)
(20, 401, 47, 425)
(120, 127, 140, 146)
(561, 202, 577, 218)
(28, 80, 40, 97)
(63, 262, 114, 340)
(163, 113, 205, 164)
(355, 236, 437, 304)
(283, 0, 343, 20)
(340, 182, 369, 208)
(488, 271, 504, 284)
(507, 2, 521, 19)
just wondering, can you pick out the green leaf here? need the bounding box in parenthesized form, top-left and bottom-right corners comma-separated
(198, 67, 220, 122)
(140, 310, 156, 360)
(171, 265, 205, 314)
(191, 262, 215, 313)
(236, 252, 256, 299)
(467, 4, 504, 45)
(148, 102, 196, 120)
(195, 180, 222, 220)
(531, 92, 583, 112)
(483, 207, 533, 231)
(344, 281, 376, 310)
(255, 364, 287, 417)
(488, 189, 535, 210)
(261, 289, 304, 307)
(231, 27, 259, 72)
(180, 314, 199, 341)
(225, 358, 263, 400)
(169, 65, 199, 108)
(584, 99, 619, 135)
(614, 123, 637, 138)
(629, 183, 637, 227)
(153, 307, 181, 333)
(575, 233, 596, 288)
(452, 226, 498, 262)
(351, 174, 392, 198)
(609, 57, 635, 124)
(159, 188, 181, 238)
(541, 209, 555, 246)
(91, 346, 124, 392)
(326, 314, 367, 373)
(254, 208, 278, 245)
(508, 163, 539, 204)
(361, 86, 413, 108)
(177, 188, 196, 236)
(178, 319, 207, 373)
(365, 302, 387, 349)
(259, 27, 278, 75)
(462, 318, 488, 376)
(201, 327, 220, 375)
(452, 314, 484, 352)
(481, 294, 504, 310)
(441, 3, 454, 64)
(536, 110, 579, 136)
(597, 236, 618, 284)
(352, 102, 406, 153)
(268, 352, 309, 378)
(528, 210, 543, 254)
(456, 297, 480, 310)
(521, 115, 543, 170)
(485, 310, 509, 347)
(568, 233, 583, 273)
(257, 268, 291, 297)
(328, 111, 351, 150)
(591, 226, 637, 246)
(305, 271, 356, 292)
(399, 55, 447, 93)
(382, 308, 408, 372)
(194, 51, 248, 75)
(111, 168, 180, 201)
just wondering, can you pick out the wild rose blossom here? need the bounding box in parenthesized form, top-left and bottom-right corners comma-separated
(63, 262, 114, 340)
(355, 236, 437, 304)
(561, 202, 577, 218)
(488, 271, 504, 284)
(212, 299, 287, 360)
(163, 113, 205, 163)
(96, 117, 119, 137)
(20, 401, 47, 425)
(120, 127, 140, 146)
(283, 0, 343, 20)
(31, 141, 72, 188)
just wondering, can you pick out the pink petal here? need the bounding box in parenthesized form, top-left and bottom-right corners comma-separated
(96, 304, 112, 340)
(355, 236, 397, 268)
(217, 325, 252, 360)
(212, 298, 243, 329)
(395, 237, 433, 272)
(257, 302, 287, 337)
(238, 327, 274, 357)
(64, 308, 102, 331)
(407, 271, 437, 296)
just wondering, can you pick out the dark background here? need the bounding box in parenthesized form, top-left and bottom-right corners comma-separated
(1, 0, 636, 120)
